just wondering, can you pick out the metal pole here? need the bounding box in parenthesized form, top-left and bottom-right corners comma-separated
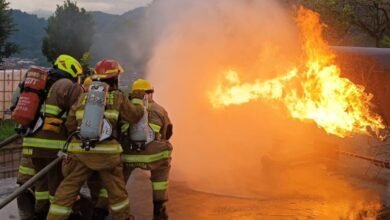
(1, 69, 5, 119)
(0, 156, 63, 209)
(338, 151, 390, 169)
(0, 134, 19, 149)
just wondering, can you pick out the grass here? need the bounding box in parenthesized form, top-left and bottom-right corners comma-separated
(0, 120, 16, 142)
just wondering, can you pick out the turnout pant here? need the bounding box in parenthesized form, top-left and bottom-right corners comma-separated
(123, 160, 171, 202)
(17, 151, 36, 184)
(17, 150, 36, 220)
(122, 141, 172, 202)
(47, 153, 130, 220)
(31, 157, 63, 214)
(87, 171, 109, 210)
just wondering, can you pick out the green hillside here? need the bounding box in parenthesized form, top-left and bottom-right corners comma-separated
(10, 10, 48, 65)
(8, 8, 153, 72)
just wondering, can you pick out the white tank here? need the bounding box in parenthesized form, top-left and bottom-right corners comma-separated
(130, 97, 155, 144)
(79, 81, 109, 141)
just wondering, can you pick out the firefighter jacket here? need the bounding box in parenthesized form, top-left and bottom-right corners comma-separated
(121, 100, 172, 142)
(148, 101, 172, 141)
(66, 90, 144, 154)
(22, 78, 83, 158)
(121, 100, 173, 164)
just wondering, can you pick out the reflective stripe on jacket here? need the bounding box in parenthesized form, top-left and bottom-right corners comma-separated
(23, 137, 66, 150)
(122, 150, 172, 163)
(68, 139, 123, 154)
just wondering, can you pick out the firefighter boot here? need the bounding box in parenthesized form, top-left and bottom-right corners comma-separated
(17, 189, 35, 220)
(72, 194, 94, 219)
(33, 202, 49, 220)
(91, 208, 109, 220)
(153, 201, 168, 220)
(68, 212, 83, 220)
(33, 210, 48, 220)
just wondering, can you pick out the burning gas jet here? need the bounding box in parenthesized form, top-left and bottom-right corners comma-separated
(209, 7, 385, 139)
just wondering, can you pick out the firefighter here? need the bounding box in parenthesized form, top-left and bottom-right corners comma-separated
(47, 59, 144, 220)
(16, 153, 36, 220)
(20, 54, 84, 219)
(121, 79, 173, 220)
(9, 81, 36, 220)
(74, 74, 116, 220)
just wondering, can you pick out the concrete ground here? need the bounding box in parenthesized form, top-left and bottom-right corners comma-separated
(1, 155, 389, 220)
(129, 162, 389, 220)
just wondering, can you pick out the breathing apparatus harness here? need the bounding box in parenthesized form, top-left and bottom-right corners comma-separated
(12, 68, 74, 136)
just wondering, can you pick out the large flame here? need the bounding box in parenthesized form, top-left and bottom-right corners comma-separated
(209, 7, 385, 138)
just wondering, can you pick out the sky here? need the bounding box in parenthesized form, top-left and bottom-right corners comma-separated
(9, 0, 153, 16)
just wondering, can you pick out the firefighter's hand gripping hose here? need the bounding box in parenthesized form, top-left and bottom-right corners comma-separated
(0, 131, 79, 209)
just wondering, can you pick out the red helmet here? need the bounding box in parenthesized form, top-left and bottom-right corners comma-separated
(93, 59, 124, 80)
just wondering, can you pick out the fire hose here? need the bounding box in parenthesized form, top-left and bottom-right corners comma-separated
(338, 151, 390, 169)
(0, 131, 78, 209)
(0, 156, 62, 209)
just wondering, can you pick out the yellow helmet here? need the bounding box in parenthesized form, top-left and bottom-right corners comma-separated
(131, 79, 153, 92)
(54, 54, 83, 78)
(83, 76, 93, 88)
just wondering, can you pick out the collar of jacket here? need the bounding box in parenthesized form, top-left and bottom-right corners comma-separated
(48, 68, 77, 84)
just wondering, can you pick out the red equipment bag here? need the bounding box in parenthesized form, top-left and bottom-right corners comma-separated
(12, 67, 48, 126)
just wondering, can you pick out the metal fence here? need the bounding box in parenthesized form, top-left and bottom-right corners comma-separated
(0, 69, 26, 120)
(0, 143, 21, 179)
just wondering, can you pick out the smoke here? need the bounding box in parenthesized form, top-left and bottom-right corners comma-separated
(144, 0, 382, 213)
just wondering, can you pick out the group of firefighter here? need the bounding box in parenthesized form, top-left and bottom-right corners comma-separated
(12, 54, 173, 220)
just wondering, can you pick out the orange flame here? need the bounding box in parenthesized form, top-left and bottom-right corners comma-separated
(209, 7, 385, 138)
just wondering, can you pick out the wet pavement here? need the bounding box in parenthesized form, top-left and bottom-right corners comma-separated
(1, 148, 390, 220)
(129, 158, 389, 220)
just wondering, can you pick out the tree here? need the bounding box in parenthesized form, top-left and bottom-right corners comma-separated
(382, 35, 390, 47)
(299, 0, 353, 45)
(300, 0, 390, 47)
(348, 0, 390, 47)
(42, 0, 94, 63)
(0, 0, 18, 62)
(79, 51, 93, 75)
